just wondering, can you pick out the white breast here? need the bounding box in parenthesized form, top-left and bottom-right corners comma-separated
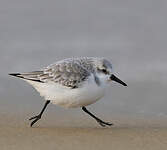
(25, 74, 106, 108)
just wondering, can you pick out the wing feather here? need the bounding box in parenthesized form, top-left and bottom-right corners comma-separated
(42, 60, 90, 88)
(11, 59, 91, 88)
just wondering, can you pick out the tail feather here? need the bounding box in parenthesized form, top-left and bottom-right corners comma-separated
(9, 73, 21, 77)
(9, 72, 44, 83)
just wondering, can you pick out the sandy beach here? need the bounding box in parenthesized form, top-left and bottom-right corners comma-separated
(0, 113, 167, 150)
(1, 125, 167, 150)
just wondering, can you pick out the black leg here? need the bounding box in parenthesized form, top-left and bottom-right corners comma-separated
(82, 106, 113, 127)
(29, 100, 50, 127)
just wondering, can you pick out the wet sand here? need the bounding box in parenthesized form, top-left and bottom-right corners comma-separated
(1, 126, 167, 150)
(0, 114, 167, 150)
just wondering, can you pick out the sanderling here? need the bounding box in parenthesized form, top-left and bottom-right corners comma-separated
(9, 57, 127, 127)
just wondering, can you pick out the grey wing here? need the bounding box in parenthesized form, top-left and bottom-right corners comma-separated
(12, 61, 91, 88)
(42, 61, 91, 88)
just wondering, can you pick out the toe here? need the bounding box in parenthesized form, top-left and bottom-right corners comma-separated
(29, 115, 41, 120)
(104, 122, 113, 126)
(29, 115, 41, 127)
(97, 120, 106, 127)
(30, 118, 40, 127)
(96, 120, 113, 127)
(30, 119, 37, 127)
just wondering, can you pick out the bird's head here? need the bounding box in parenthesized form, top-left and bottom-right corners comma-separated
(93, 58, 127, 86)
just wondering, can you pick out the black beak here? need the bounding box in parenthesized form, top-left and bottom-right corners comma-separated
(110, 74, 127, 86)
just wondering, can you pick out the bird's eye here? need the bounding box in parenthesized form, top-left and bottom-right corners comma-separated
(102, 69, 107, 74)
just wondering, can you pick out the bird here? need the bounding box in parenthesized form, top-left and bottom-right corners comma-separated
(9, 57, 127, 127)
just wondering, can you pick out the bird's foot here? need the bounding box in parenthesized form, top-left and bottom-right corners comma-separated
(96, 119, 113, 127)
(29, 114, 41, 127)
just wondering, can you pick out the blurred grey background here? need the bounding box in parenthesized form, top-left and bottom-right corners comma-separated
(0, 0, 167, 127)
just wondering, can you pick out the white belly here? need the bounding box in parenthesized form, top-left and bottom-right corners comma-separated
(26, 75, 106, 108)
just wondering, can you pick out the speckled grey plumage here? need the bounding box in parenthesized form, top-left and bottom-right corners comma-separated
(15, 57, 111, 88)
(42, 58, 93, 88)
